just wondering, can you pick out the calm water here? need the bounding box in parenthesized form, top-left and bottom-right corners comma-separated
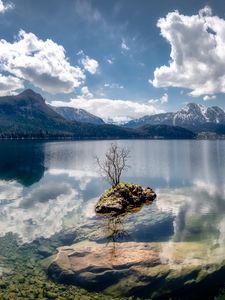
(0, 140, 225, 299)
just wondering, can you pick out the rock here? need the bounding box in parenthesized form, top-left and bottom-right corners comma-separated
(95, 182, 156, 215)
(37, 245, 55, 258)
(46, 240, 225, 299)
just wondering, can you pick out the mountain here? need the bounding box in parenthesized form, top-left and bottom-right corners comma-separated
(0, 89, 196, 140)
(172, 103, 225, 128)
(125, 112, 174, 128)
(0, 89, 136, 139)
(51, 106, 105, 125)
(124, 103, 225, 131)
(0, 89, 76, 137)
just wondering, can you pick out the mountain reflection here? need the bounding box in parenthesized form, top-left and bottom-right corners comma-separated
(0, 141, 45, 186)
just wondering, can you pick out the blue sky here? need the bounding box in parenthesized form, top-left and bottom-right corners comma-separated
(1, 0, 225, 121)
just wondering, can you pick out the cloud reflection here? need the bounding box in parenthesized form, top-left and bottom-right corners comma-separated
(47, 168, 98, 191)
(157, 181, 225, 247)
(0, 180, 81, 243)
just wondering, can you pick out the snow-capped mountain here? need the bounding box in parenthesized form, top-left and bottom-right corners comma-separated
(51, 106, 105, 125)
(172, 103, 225, 127)
(124, 103, 225, 130)
(124, 112, 174, 128)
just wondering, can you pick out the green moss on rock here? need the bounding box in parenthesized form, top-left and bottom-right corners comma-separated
(95, 182, 156, 215)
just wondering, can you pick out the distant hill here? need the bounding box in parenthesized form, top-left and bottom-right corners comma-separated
(0, 89, 196, 140)
(0, 89, 76, 137)
(124, 103, 225, 132)
(137, 124, 196, 139)
(125, 113, 174, 128)
(0, 89, 133, 139)
(51, 106, 105, 125)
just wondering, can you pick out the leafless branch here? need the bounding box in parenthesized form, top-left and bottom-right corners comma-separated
(96, 143, 130, 187)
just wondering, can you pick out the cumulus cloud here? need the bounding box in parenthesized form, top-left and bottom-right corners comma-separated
(152, 7, 225, 97)
(0, 0, 14, 13)
(81, 55, 99, 74)
(51, 97, 163, 123)
(80, 86, 93, 98)
(160, 93, 168, 103)
(148, 93, 168, 104)
(0, 74, 24, 96)
(203, 95, 216, 101)
(0, 30, 85, 94)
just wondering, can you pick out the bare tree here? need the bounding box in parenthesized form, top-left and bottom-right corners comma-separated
(96, 143, 130, 187)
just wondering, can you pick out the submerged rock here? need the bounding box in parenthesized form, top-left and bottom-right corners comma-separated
(46, 240, 225, 299)
(95, 182, 156, 215)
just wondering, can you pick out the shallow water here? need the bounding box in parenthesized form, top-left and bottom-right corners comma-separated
(0, 140, 225, 299)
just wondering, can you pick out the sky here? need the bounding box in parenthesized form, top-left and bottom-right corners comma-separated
(1, 0, 225, 122)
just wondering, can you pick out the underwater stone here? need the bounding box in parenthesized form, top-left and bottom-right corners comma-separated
(46, 240, 225, 299)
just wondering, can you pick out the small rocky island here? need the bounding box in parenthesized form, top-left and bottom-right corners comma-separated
(95, 182, 156, 215)
(95, 144, 156, 215)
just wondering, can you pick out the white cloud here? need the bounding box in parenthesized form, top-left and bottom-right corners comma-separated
(203, 95, 216, 101)
(148, 99, 158, 104)
(0, 30, 85, 94)
(80, 86, 93, 98)
(0, 0, 14, 13)
(161, 93, 168, 103)
(199, 6, 212, 17)
(81, 55, 99, 74)
(121, 38, 129, 51)
(107, 58, 114, 64)
(51, 97, 163, 123)
(0, 74, 24, 96)
(148, 93, 168, 104)
(152, 7, 225, 97)
(76, 49, 84, 56)
(104, 82, 124, 89)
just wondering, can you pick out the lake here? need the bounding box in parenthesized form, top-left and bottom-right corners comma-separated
(0, 140, 225, 299)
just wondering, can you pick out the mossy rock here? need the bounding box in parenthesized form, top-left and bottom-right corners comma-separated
(95, 182, 156, 215)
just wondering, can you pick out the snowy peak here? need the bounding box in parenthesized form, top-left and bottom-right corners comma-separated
(124, 103, 225, 129)
(173, 103, 208, 126)
(173, 103, 225, 126)
(205, 106, 225, 123)
(51, 106, 105, 125)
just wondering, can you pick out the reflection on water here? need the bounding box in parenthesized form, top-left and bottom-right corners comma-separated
(0, 140, 225, 298)
(0, 140, 225, 243)
(105, 216, 130, 244)
(0, 141, 45, 186)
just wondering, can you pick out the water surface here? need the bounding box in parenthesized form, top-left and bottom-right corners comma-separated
(0, 140, 225, 299)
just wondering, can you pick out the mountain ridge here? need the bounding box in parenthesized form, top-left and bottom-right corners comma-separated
(124, 103, 225, 131)
(0, 89, 197, 140)
(51, 106, 105, 125)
